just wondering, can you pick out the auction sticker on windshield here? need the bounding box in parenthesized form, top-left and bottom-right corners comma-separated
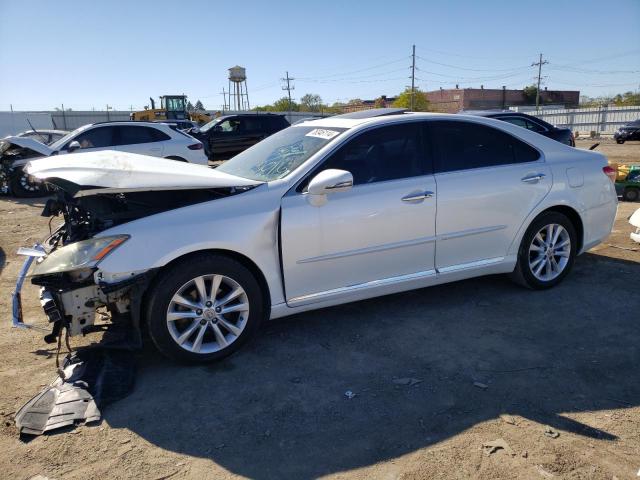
(305, 129, 340, 140)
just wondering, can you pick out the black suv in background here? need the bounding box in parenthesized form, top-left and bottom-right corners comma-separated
(463, 111, 575, 146)
(614, 120, 640, 144)
(193, 113, 290, 160)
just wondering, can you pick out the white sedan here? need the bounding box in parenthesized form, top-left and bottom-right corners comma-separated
(16, 109, 617, 363)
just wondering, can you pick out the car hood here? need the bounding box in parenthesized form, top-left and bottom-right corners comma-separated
(25, 150, 261, 190)
(1, 136, 54, 156)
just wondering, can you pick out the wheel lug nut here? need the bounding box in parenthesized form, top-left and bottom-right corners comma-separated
(215, 306, 221, 313)
(196, 309, 203, 315)
(205, 301, 212, 307)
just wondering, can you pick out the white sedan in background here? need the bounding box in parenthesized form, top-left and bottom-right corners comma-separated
(1, 121, 206, 196)
(16, 109, 617, 363)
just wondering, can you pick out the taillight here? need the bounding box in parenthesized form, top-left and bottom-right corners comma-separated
(188, 143, 203, 150)
(602, 165, 616, 183)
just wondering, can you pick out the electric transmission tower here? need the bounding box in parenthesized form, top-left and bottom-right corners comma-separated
(281, 71, 295, 113)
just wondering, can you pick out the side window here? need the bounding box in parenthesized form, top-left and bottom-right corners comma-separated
(217, 118, 241, 133)
(524, 119, 546, 133)
(242, 118, 262, 132)
(431, 121, 539, 173)
(320, 123, 428, 185)
(115, 126, 168, 145)
(498, 116, 528, 128)
(71, 127, 115, 149)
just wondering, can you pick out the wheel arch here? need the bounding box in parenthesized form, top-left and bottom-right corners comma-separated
(164, 155, 187, 162)
(140, 248, 272, 326)
(528, 205, 584, 253)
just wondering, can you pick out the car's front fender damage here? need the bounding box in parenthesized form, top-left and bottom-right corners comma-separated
(12, 158, 260, 436)
(13, 254, 156, 436)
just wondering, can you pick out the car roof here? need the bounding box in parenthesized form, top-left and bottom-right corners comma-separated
(462, 110, 526, 117)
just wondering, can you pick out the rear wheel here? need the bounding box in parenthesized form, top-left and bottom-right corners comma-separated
(510, 212, 577, 289)
(146, 254, 266, 363)
(616, 138, 625, 144)
(623, 187, 639, 202)
(9, 171, 46, 197)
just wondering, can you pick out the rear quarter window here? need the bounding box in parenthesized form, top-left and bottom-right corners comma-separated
(431, 121, 540, 173)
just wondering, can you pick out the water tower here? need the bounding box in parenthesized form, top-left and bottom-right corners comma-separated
(228, 66, 250, 111)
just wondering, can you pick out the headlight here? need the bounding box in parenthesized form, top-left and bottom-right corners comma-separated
(32, 235, 129, 276)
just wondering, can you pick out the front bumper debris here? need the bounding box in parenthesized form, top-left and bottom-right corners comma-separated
(12, 244, 48, 331)
(15, 347, 136, 436)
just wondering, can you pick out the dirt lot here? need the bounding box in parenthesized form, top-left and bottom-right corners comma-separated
(0, 186, 638, 479)
(575, 138, 640, 166)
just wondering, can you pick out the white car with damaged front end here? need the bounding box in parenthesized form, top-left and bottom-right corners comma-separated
(14, 110, 618, 363)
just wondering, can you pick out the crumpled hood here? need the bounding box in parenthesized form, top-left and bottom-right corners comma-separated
(25, 150, 261, 190)
(1, 136, 53, 156)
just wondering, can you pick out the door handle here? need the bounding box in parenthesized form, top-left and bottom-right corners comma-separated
(521, 173, 546, 183)
(402, 191, 434, 202)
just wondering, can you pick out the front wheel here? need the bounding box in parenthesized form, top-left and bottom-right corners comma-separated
(509, 212, 577, 289)
(616, 139, 625, 144)
(146, 254, 266, 363)
(9, 171, 46, 197)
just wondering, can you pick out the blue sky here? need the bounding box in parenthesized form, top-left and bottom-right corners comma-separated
(0, 0, 638, 111)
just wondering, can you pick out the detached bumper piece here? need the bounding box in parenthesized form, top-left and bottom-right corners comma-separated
(15, 347, 136, 436)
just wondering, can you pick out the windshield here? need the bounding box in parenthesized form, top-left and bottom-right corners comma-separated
(50, 124, 91, 150)
(216, 126, 347, 181)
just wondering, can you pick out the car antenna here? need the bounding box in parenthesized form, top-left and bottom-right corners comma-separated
(26, 118, 47, 144)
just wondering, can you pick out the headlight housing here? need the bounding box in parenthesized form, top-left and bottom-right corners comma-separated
(32, 235, 129, 276)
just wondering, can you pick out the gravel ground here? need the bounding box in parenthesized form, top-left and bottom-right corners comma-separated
(0, 177, 638, 479)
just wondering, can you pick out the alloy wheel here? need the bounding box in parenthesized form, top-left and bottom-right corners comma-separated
(528, 223, 571, 282)
(166, 274, 249, 354)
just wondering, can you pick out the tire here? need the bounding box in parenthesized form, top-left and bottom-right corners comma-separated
(509, 211, 577, 290)
(165, 156, 187, 162)
(146, 253, 266, 363)
(9, 171, 46, 198)
(623, 188, 639, 202)
(616, 139, 625, 144)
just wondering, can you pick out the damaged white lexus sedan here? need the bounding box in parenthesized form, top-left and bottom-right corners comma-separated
(13, 109, 618, 364)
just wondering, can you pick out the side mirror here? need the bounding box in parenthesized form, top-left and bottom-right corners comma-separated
(308, 169, 353, 195)
(67, 140, 81, 152)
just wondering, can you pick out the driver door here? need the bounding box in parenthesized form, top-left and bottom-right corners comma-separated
(280, 122, 437, 306)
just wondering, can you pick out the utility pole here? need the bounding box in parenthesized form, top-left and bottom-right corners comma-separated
(410, 44, 416, 111)
(220, 88, 228, 112)
(281, 71, 295, 116)
(532, 53, 548, 112)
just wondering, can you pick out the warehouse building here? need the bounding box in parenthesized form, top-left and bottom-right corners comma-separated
(426, 86, 580, 113)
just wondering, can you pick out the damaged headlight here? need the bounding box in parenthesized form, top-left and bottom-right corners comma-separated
(32, 235, 130, 276)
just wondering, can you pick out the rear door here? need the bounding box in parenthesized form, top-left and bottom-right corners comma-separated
(280, 121, 437, 305)
(113, 125, 169, 157)
(429, 120, 551, 271)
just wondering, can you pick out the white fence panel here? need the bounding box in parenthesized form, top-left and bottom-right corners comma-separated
(522, 105, 640, 134)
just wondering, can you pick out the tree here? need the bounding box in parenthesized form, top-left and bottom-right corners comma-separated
(299, 93, 323, 112)
(374, 96, 387, 108)
(271, 96, 299, 112)
(194, 100, 205, 111)
(523, 85, 538, 104)
(186, 101, 194, 112)
(392, 88, 430, 111)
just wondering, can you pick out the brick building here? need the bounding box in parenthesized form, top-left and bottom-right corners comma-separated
(342, 95, 397, 113)
(426, 87, 580, 113)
